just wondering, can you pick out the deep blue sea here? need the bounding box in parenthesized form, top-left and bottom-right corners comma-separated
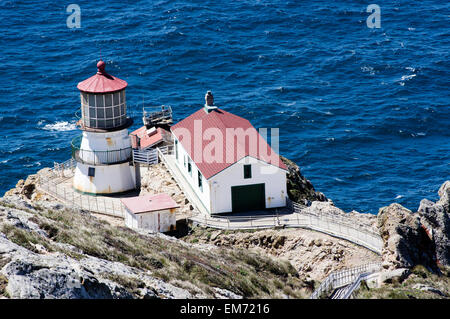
(0, 1, 448, 214)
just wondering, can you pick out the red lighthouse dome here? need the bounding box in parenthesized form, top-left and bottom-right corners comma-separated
(77, 60, 128, 93)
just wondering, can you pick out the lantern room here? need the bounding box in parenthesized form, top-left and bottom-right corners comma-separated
(77, 61, 130, 130)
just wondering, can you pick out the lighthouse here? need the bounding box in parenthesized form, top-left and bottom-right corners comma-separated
(72, 60, 137, 195)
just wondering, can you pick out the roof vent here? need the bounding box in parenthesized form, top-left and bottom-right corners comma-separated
(204, 91, 217, 113)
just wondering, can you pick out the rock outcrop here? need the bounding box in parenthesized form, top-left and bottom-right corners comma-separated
(377, 181, 450, 271)
(184, 227, 380, 282)
(417, 181, 450, 267)
(3, 168, 51, 202)
(0, 195, 312, 299)
(377, 203, 437, 271)
(280, 156, 327, 203)
(0, 197, 191, 299)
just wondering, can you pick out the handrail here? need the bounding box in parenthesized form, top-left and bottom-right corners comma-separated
(190, 198, 382, 254)
(156, 145, 209, 216)
(310, 262, 381, 299)
(71, 135, 132, 165)
(133, 148, 159, 165)
(340, 271, 372, 299)
(142, 105, 173, 126)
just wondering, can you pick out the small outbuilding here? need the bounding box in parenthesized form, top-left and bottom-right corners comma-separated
(121, 193, 179, 232)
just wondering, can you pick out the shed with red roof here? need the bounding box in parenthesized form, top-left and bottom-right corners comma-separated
(121, 193, 179, 232)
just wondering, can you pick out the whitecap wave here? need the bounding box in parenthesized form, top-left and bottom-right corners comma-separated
(411, 132, 426, 137)
(401, 74, 416, 81)
(41, 121, 77, 131)
(395, 195, 403, 199)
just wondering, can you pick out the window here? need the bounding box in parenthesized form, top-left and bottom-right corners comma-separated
(175, 140, 178, 160)
(113, 92, 120, 105)
(187, 158, 192, 176)
(88, 94, 95, 106)
(80, 91, 127, 129)
(244, 164, 252, 179)
(198, 171, 203, 191)
(88, 167, 95, 177)
(97, 107, 104, 118)
(184, 155, 186, 167)
(96, 95, 104, 107)
(81, 92, 88, 105)
(105, 94, 112, 106)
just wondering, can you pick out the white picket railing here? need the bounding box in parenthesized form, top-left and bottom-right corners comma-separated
(310, 262, 381, 299)
(132, 148, 159, 165)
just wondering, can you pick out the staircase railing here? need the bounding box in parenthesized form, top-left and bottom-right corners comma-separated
(310, 263, 381, 299)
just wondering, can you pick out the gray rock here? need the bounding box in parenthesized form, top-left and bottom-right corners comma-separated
(412, 283, 446, 296)
(280, 156, 327, 203)
(213, 287, 243, 299)
(417, 181, 450, 267)
(377, 203, 436, 271)
(0, 202, 193, 300)
(380, 268, 410, 284)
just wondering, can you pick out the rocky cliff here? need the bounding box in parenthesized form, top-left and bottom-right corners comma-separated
(280, 156, 327, 203)
(0, 195, 314, 299)
(1, 158, 449, 299)
(377, 181, 450, 271)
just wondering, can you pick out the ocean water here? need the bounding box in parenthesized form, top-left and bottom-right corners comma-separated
(0, 1, 448, 214)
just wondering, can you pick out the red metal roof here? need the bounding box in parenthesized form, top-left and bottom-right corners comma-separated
(171, 107, 288, 179)
(77, 60, 128, 93)
(121, 193, 180, 214)
(130, 127, 170, 149)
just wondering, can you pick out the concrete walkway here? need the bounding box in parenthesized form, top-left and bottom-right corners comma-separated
(39, 176, 128, 218)
(189, 209, 383, 254)
(39, 156, 383, 254)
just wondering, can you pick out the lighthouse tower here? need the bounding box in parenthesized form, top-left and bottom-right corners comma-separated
(72, 60, 137, 194)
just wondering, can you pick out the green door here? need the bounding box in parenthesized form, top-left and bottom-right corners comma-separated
(231, 184, 266, 213)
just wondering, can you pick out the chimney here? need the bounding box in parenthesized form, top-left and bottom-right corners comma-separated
(204, 91, 217, 113)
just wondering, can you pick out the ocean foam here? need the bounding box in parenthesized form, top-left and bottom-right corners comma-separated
(401, 74, 416, 81)
(41, 121, 77, 131)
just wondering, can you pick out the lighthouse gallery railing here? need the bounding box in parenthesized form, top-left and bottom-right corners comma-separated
(71, 135, 132, 165)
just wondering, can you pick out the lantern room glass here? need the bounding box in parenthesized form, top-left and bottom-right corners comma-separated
(80, 90, 127, 129)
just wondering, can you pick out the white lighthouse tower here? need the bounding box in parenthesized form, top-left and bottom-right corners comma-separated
(72, 60, 137, 195)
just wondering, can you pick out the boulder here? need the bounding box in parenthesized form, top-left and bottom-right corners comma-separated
(377, 203, 437, 271)
(379, 268, 410, 284)
(280, 156, 327, 203)
(417, 181, 450, 267)
(412, 283, 445, 296)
